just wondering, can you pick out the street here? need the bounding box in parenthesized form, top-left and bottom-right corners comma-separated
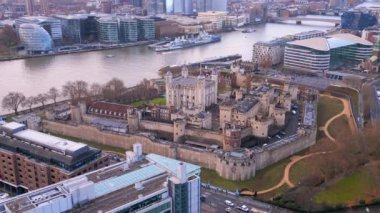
(201, 188, 294, 213)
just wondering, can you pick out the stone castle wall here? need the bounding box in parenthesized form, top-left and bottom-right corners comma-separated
(140, 120, 174, 133)
(43, 120, 316, 181)
(255, 130, 317, 170)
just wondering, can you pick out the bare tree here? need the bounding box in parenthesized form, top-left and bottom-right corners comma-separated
(35, 94, 48, 109)
(90, 83, 103, 99)
(0, 25, 19, 55)
(22, 96, 36, 112)
(1, 92, 25, 115)
(48, 87, 60, 105)
(62, 80, 89, 104)
(103, 78, 125, 101)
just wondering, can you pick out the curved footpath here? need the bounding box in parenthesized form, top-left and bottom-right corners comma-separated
(257, 94, 356, 195)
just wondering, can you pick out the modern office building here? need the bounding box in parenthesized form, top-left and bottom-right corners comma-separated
(18, 23, 53, 54)
(284, 33, 373, 73)
(55, 14, 98, 44)
(0, 122, 111, 193)
(183, 0, 194, 15)
(196, 0, 227, 12)
(0, 144, 201, 213)
(15, 16, 63, 44)
(97, 16, 120, 43)
(40, 0, 49, 15)
(24, 0, 34, 15)
(291, 30, 326, 40)
(137, 17, 155, 40)
(146, 0, 165, 16)
(57, 14, 99, 43)
(252, 37, 291, 67)
(119, 17, 138, 42)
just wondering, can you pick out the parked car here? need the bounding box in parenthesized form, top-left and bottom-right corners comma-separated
(237, 204, 250, 212)
(200, 195, 206, 202)
(225, 200, 234, 207)
(275, 135, 281, 139)
(225, 207, 232, 212)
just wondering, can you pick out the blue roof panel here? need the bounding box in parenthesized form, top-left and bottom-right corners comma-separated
(327, 37, 356, 49)
(94, 164, 164, 198)
(146, 154, 201, 177)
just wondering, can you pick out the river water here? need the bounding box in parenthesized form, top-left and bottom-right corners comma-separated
(0, 20, 334, 112)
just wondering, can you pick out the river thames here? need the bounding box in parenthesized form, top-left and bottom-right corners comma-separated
(0, 20, 335, 108)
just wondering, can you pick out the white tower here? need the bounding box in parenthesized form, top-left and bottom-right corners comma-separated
(181, 66, 189, 78)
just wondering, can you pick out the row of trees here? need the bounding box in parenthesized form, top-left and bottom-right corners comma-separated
(2, 77, 159, 115)
(1, 88, 59, 115)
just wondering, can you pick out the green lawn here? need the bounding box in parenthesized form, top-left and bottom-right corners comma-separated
(327, 115, 350, 139)
(313, 168, 374, 205)
(289, 157, 319, 185)
(218, 86, 232, 95)
(50, 133, 126, 154)
(317, 96, 344, 127)
(327, 86, 359, 117)
(201, 159, 289, 192)
(130, 97, 166, 108)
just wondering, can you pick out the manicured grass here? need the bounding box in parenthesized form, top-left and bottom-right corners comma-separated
(327, 115, 350, 139)
(50, 133, 126, 154)
(259, 185, 289, 200)
(313, 168, 374, 205)
(327, 86, 359, 117)
(317, 96, 344, 127)
(201, 159, 289, 192)
(130, 97, 166, 108)
(218, 86, 232, 95)
(289, 157, 319, 185)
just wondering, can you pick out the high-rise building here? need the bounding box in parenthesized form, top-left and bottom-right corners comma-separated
(212, 0, 227, 11)
(196, 0, 226, 12)
(146, 0, 165, 16)
(0, 145, 201, 213)
(40, 0, 49, 15)
(183, 0, 193, 15)
(25, 0, 34, 15)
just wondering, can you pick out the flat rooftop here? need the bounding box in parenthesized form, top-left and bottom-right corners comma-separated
(1, 153, 201, 213)
(287, 33, 373, 51)
(13, 129, 88, 155)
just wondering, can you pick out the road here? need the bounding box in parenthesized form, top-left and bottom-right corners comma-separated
(201, 188, 294, 213)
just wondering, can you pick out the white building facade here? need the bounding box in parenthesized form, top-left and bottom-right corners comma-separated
(165, 66, 218, 113)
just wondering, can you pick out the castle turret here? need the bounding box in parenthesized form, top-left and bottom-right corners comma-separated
(211, 69, 218, 103)
(165, 71, 173, 107)
(196, 74, 206, 112)
(173, 119, 186, 143)
(223, 124, 241, 151)
(127, 110, 140, 133)
(181, 66, 189, 78)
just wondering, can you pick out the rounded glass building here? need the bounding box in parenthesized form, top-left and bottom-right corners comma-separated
(19, 23, 53, 54)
